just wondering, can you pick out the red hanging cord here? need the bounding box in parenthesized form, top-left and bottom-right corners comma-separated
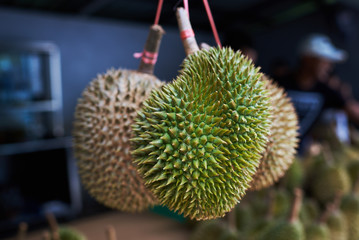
(154, 0, 164, 25)
(183, 0, 189, 18)
(202, 0, 222, 48)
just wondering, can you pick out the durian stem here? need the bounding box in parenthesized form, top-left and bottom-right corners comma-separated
(289, 188, 303, 223)
(106, 225, 117, 240)
(228, 209, 236, 230)
(176, 7, 199, 56)
(138, 24, 165, 74)
(16, 222, 27, 240)
(45, 212, 59, 240)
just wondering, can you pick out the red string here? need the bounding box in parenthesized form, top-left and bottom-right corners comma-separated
(134, 50, 158, 65)
(180, 29, 195, 40)
(202, 0, 222, 48)
(183, 0, 189, 18)
(154, 0, 164, 25)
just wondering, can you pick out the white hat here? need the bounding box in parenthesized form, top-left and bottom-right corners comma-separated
(299, 34, 347, 62)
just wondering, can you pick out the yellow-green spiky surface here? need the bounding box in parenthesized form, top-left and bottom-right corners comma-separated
(73, 69, 163, 212)
(132, 47, 271, 220)
(249, 78, 299, 191)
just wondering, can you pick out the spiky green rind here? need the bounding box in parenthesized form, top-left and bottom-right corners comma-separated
(58, 227, 87, 240)
(132, 47, 271, 220)
(259, 220, 304, 240)
(73, 69, 162, 212)
(311, 166, 351, 204)
(305, 223, 330, 240)
(249, 78, 299, 191)
(325, 210, 348, 240)
(341, 194, 359, 240)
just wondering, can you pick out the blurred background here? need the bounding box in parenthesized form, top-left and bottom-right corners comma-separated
(1, 0, 359, 239)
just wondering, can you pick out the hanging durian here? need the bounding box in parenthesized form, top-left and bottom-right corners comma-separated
(131, 8, 271, 220)
(249, 77, 299, 191)
(73, 25, 165, 212)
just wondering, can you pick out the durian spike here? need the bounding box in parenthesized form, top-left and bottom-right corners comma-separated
(16, 222, 27, 240)
(42, 231, 51, 240)
(289, 188, 303, 223)
(176, 7, 199, 55)
(106, 225, 117, 240)
(45, 212, 59, 240)
(138, 24, 165, 74)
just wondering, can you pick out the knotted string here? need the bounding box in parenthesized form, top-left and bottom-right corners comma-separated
(134, 0, 164, 65)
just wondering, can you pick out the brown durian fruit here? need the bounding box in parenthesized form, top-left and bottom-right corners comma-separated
(250, 77, 299, 191)
(73, 25, 165, 212)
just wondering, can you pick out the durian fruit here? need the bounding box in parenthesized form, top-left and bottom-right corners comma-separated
(57, 227, 87, 240)
(299, 198, 320, 226)
(341, 184, 359, 240)
(258, 189, 305, 240)
(272, 188, 292, 219)
(73, 25, 165, 212)
(325, 203, 348, 240)
(281, 157, 304, 191)
(311, 164, 351, 204)
(249, 77, 299, 191)
(132, 8, 271, 220)
(305, 222, 330, 240)
(190, 220, 227, 240)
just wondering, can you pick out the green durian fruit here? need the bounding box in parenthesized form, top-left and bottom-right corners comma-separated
(259, 189, 305, 240)
(249, 78, 299, 191)
(305, 222, 330, 240)
(325, 208, 348, 240)
(190, 220, 227, 240)
(311, 165, 351, 204)
(281, 157, 304, 191)
(57, 227, 86, 240)
(73, 69, 163, 212)
(299, 198, 320, 226)
(235, 203, 253, 232)
(341, 193, 359, 240)
(132, 47, 271, 220)
(272, 188, 292, 218)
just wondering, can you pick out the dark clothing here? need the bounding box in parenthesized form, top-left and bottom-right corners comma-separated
(277, 74, 346, 110)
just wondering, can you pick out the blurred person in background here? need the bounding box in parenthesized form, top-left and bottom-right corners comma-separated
(277, 33, 359, 127)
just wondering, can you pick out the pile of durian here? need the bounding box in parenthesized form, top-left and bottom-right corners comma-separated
(189, 139, 359, 240)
